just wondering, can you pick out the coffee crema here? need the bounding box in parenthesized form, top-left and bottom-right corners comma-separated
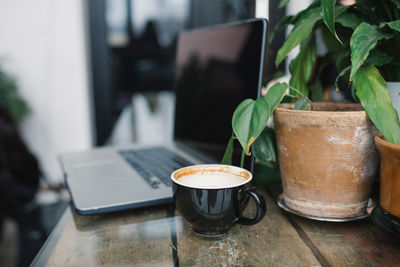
(177, 171, 248, 189)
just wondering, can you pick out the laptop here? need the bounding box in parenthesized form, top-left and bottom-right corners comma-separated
(60, 18, 268, 215)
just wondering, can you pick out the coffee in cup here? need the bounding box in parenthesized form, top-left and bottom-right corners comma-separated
(171, 164, 266, 236)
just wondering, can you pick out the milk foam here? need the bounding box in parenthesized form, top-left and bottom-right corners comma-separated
(177, 171, 248, 189)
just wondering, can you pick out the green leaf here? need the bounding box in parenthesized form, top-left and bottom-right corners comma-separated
(354, 65, 400, 144)
(232, 98, 271, 155)
(350, 23, 390, 80)
(365, 49, 393, 67)
(336, 12, 362, 30)
(294, 96, 309, 110)
(389, 0, 400, 9)
(334, 5, 350, 18)
(269, 15, 293, 44)
(335, 50, 350, 71)
(351, 83, 358, 102)
(384, 19, 400, 32)
(221, 135, 235, 165)
(253, 162, 281, 185)
(275, 8, 321, 66)
(264, 82, 288, 112)
(289, 34, 316, 97)
(320, 23, 342, 52)
(321, 0, 342, 44)
(252, 127, 278, 162)
(275, 5, 349, 67)
(290, 2, 326, 25)
(310, 78, 323, 101)
(231, 83, 288, 157)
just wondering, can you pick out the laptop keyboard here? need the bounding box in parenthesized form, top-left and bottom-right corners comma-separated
(119, 147, 193, 189)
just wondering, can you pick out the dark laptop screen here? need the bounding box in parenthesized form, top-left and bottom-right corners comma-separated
(173, 19, 267, 165)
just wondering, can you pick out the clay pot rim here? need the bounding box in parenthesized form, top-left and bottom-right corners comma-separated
(276, 102, 366, 116)
(375, 134, 400, 149)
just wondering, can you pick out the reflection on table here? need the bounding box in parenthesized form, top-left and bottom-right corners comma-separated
(32, 185, 400, 266)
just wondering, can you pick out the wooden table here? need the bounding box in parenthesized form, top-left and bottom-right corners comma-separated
(32, 185, 400, 266)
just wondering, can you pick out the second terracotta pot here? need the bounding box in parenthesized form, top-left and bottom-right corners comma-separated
(374, 134, 400, 220)
(274, 103, 379, 218)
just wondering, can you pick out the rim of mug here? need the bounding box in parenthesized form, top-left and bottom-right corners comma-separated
(170, 164, 252, 189)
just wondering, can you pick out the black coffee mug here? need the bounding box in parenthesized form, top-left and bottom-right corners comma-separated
(171, 164, 267, 236)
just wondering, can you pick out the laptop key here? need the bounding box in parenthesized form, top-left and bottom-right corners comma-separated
(119, 151, 159, 189)
(119, 147, 193, 188)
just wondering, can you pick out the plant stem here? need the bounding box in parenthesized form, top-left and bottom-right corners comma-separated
(240, 149, 245, 169)
(286, 93, 298, 99)
(289, 86, 306, 97)
(309, 100, 314, 110)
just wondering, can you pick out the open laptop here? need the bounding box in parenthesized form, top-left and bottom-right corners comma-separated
(60, 18, 268, 215)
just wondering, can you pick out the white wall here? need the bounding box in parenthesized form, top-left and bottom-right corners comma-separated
(255, 0, 269, 19)
(0, 0, 93, 183)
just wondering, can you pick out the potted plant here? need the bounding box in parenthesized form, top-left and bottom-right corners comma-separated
(222, 0, 400, 219)
(0, 65, 41, 223)
(0, 67, 29, 123)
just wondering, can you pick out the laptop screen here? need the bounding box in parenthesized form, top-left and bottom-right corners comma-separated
(173, 19, 268, 166)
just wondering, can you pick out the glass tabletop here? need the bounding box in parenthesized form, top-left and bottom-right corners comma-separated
(31, 187, 400, 266)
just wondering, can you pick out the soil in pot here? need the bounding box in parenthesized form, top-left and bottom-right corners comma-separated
(274, 102, 379, 218)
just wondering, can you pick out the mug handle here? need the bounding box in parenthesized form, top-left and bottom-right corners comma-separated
(236, 187, 267, 225)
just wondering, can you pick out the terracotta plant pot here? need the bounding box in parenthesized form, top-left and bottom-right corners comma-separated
(374, 135, 400, 219)
(274, 103, 379, 218)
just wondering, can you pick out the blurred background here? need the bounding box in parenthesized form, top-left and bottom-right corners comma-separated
(0, 0, 310, 266)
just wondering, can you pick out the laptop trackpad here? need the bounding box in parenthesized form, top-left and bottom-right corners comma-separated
(67, 162, 161, 210)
